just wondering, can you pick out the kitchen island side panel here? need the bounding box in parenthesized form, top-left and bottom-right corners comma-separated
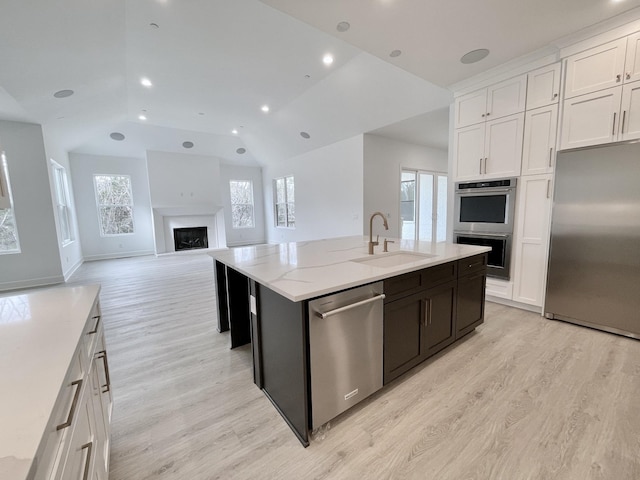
(256, 283, 310, 446)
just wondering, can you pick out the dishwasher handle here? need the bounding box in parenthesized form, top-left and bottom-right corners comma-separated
(314, 293, 386, 319)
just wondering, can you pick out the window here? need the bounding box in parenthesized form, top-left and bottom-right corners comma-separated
(400, 170, 447, 242)
(0, 152, 20, 254)
(229, 180, 255, 228)
(51, 160, 74, 245)
(274, 175, 295, 228)
(94, 174, 135, 236)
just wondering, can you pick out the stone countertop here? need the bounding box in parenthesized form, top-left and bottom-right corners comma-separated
(210, 236, 490, 302)
(0, 284, 100, 480)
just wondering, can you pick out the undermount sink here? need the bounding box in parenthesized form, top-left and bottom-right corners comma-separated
(350, 251, 437, 268)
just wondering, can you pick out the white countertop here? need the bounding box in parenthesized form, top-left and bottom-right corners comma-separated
(0, 284, 100, 480)
(210, 236, 490, 302)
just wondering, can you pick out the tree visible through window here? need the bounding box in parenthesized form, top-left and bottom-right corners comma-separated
(94, 175, 135, 236)
(0, 152, 20, 253)
(229, 180, 255, 228)
(274, 175, 295, 228)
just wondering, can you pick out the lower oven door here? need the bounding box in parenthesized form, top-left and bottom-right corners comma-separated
(454, 232, 512, 280)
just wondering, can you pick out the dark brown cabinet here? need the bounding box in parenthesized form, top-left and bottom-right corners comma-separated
(456, 255, 487, 338)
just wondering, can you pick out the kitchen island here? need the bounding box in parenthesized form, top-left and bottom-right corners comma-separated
(210, 236, 490, 446)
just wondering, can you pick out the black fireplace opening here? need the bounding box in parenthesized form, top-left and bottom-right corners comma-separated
(174, 227, 208, 251)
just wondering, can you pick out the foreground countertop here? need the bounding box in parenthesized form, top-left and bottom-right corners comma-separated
(210, 236, 490, 302)
(0, 284, 101, 480)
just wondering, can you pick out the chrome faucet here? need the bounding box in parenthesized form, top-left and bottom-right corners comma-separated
(368, 212, 389, 254)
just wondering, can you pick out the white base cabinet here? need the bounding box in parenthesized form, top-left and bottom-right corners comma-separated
(512, 174, 553, 307)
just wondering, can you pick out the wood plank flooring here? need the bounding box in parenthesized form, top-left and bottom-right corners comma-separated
(67, 253, 640, 480)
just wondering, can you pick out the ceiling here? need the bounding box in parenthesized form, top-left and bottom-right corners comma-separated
(1, 0, 640, 166)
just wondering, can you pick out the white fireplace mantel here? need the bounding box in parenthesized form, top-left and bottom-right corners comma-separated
(151, 204, 226, 254)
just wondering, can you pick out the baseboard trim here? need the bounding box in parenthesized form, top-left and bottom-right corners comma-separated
(0, 275, 65, 293)
(486, 296, 542, 314)
(83, 250, 156, 262)
(63, 258, 84, 281)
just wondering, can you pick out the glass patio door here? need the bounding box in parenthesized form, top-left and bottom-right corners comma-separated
(400, 170, 447, 242)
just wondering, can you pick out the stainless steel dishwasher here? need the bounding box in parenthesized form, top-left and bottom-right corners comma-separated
(308, 281, 384, 429)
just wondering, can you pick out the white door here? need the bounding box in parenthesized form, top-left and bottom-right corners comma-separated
(526, 63, 561, 109)
(560, 87, 623, 149)
(400, 170, 447, 243)
(454, 88, 487, 128)
(522, 104, 558, 175)
(620, 80, 640, 141)
(483, 113, 524, 179)
(512, 174, 553, 307)
(486, 75, 527, 120)
(564, 38, 627, 99)
(453, 123, 485, 181)
(623, 32, 640, 83)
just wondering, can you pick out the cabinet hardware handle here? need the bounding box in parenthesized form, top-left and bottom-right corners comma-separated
(553, 93, 558, 99)
(622, 110, 627, 134)
(479, 158, 483, 174)
(626, 72, 631, 80)
(96, 350, 112, 393)
(616, 74, 622, 82)
(81, 442, 93, 480)
(56, 379, 82, 430)
(481, 113, 485, 117)
(486, 112, 490, 117)
(87, 315, 100, 335)
(612, 112, 617, 136)
(549, 147, 553, 167)
(484, 157, 488, 174)
(546, 179, 551, 199)
(423, 299, 432, 326)
(315, 294, 385, 319)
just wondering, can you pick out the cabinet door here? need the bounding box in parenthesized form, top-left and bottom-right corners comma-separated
(560, 87, 623, 149)
(486, 75, 527, 120)
(383, 292, 424, 384)
(624, 32, 640, 83)
(564, 38, 626, 99)
(456, 272, 486, 338)
(619, 80, 640, 141)
(421, 281, 456, 358)
(526, 63, 561, 109)
(483, 112, 524, 179)
(512, 174, 553, 307)
(454, 89, 487, 128)
(453, 123, 485, 181)
(522, 105, 558, 175)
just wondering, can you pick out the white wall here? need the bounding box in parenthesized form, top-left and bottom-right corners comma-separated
(0, 121, 63, 290)
(42, 129, 84, 279)
(363, 134, 448, 238)
(219, 164, 266, 246)
(69, 153, 155, 261)
(263, 135, 364, 243)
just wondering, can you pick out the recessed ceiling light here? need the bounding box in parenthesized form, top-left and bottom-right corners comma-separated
(300, 131, 311, 139)
(140, 77, 153, 87)
(390, 50, 402, 58)
(323, 54, 334, 66)
(138, 114, 147, 121)
(336, 21, 350, 32)
(198, 112, 204, 116)
(261, 105, 270, 113)
(182, 141, 194, 149)
(232, 129, 238, 135)
(236, 148, 246, 154)
(304, 74, 311, 79)
(53, 89, 74, 98)
(460, 48, 490, 64)
(110, 132, 125, 141)
(149, 23, 159, 29)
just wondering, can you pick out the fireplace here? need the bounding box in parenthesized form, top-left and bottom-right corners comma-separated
(173, 227, 208, 251)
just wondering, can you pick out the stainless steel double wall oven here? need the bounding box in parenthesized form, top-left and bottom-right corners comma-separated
(453, 178, 517, 279)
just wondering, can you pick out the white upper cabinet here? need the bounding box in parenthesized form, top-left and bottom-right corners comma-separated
(624, 32, 640, 83)
(564, 38, 627, 99)
(522, 104, 558, 175)
(526, 63, 561, 109)
(453, 113, 524, 181)
(619, 80, 640, 141)
(454, 74, 527, 128)
(560, 87, 622, 149)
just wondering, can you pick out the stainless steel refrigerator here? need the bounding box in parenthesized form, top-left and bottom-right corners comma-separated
(545, 140, 640, 339)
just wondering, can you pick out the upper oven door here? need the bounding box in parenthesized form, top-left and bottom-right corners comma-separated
(454, 180, 517, 233)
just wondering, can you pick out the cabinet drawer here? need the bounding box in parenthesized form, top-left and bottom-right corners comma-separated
(421, 261, 457, 289)
(82, 300, 102, 370)
(458, 254, 488, 276)
(384, 270, 422, 300)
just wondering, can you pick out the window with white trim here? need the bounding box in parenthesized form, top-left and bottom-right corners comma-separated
(93, 174, 135, 236)
(229, 180, 255, 228)
(51, 160, 74, 245)
(0, 152, 20, 253)
(274, 175, 295, 228)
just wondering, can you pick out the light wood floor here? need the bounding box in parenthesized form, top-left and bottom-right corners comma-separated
(68, 253, 640, 480)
